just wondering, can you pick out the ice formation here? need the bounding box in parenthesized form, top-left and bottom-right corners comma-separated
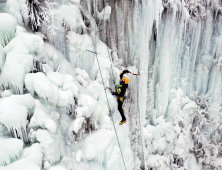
(25, 72, 77, 106)
(1, 0, 222, 170)
(97, 6, 111, 20)
(0, 137, 23, 165)
(0, 143, 43, 170)
(0, 94, 35, 141)
(29, 101, 57, 134)
(35, 129, 60, 164)
(0, 13, 17, 47)
(54, 4, 86, 31)
(4, 0, 24, 25)
(0, 31, 44, 93)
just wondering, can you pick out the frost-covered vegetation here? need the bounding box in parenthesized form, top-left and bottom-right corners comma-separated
(0, 0, 132, 170)
(1, 0, 222, 170)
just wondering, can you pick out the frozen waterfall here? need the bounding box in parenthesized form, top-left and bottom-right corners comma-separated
(1, 0, 222, 170)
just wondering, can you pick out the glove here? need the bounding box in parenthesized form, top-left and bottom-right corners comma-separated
(111, 92, 116, 95)
(123, 70, 130, 74)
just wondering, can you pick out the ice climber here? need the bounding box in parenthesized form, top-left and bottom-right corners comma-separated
(107, 70, 139, 125)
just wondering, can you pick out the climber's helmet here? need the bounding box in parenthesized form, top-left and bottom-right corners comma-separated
(121, 77, 129, 84)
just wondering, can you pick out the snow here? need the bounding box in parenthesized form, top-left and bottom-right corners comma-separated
(71, 117, 85, 133)
(75, 150, 83, 162)
(25, 72, 59, 104)
(54, 5, 85, 31)
(72, 162, 105, 170)
(78, 94, 97, 117)
(62, 81, 79, 97)
(29, 104, 48, 128)
(95, 101, 109, 122)
(5, 0, 24, 25)
(146, 154, 170, 170)
(97, 6, 111, 20)
(68, 32, 95, 73)
(0, 143, 43, 170)
(80, 129, 114, 160)
(166, 88, 184, 122)
(0, 52, 33, 94)
(1, 90, 12, 98)
(48, 165, 68, 170)
(29, 102, 57, 134)
(3, 32, 44, 56)
(44, 119, 57, 134)
(0, 94, 35, 137)
(188, 154, 201, 170)
(25, 71, 78, 106)
(144, 122, 179, 155)
(0, 31, 44, 93)
(75, 106, 89, 118)
(36, 129, 60, 164)
(70, 0, 80, 4)
(0, 13, 17, 47)
(47, 72, 64, 88)
(36, 129, 54, 145)
(44, 161, 51, 169)
(41, 43, 74, 74)
(0, 137, 23, 165)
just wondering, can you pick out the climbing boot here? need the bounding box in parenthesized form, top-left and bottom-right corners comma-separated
(119, 120, 126, 125)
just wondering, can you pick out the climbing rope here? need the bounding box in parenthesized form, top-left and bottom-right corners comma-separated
(94, 1, 127, 170)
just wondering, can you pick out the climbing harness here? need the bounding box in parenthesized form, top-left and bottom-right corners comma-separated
(106, 87, 126, 102)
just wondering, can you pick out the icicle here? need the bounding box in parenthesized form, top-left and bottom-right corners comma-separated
(0, 13, 17, 47)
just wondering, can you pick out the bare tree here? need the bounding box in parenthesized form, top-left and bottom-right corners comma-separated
(26, 0, 49, 32)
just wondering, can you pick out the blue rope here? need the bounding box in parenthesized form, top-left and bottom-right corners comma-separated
(94, 1, 127, 169)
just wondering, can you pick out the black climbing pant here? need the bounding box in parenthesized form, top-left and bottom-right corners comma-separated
(117, 99, 126, 121)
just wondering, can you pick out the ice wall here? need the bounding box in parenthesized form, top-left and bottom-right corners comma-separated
(96, 0, 222, 169)
(100, 0, 222, 117)
(151, 2, 222, 117)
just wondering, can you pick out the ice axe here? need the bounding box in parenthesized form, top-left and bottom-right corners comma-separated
(126, 69, 140, 76)
(106, 87, 113, 92)
(124, 69, 140, 76)
(131, 72, 140, 76)
(96, 29, 103, 33)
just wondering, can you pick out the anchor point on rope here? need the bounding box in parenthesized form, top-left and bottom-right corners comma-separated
(86, 49, 97, 54)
